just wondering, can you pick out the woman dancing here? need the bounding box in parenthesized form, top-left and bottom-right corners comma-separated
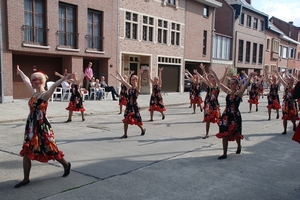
(210, 67, 256, 159)
(65, 72, 86, 122)
(116, 70, 146, 139)
(264, 68, 281, 120)
(248, 75, 260, 112)
(275, 70, 299, 134)
(15, 65, 72, 188)
(185, 69, 203, 114)
(147, 67, 166, 121)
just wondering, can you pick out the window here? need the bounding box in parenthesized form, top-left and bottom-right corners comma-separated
(298, 51, 300, 60)
(203, 5, 209, 17)
(213, 35, 231, 60)
(158, 19, 168, 44)
(171, 23, 180, 46)
(125, 12, 138, 39)
(252, 43, 257, 63)
(23, 0, 46, 45)
(58, 3, 77, 48)
(253, 18, 258, 29)
(290, 47, 295, 59)
(259, 20, 264, 31)
(203, 30, 207, 55)
(245, 41, 251, 63)
(239, 13, 244, 25)
(238, 40, 244, 62)
(259, 44, 263, 63)
(246, 15, 251, 27)
(282, 46, 288, 58)
(279, 45, 282, 57)
(142, 16, 154, 42)
(272, 39, 279, 53)
(87, 9, 103, 51)
(266, 38, 270, 51)
(167, 0, 176, 5)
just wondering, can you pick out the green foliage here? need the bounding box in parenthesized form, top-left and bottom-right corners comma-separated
(229, 66, 237, 77)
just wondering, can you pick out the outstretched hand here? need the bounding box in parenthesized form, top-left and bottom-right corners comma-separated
(16, 65, 20, 75)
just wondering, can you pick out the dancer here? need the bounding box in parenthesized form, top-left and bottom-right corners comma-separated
(185, 69, 203, 114)
(15, 65, 71, 188)
(264, 68, 281, 120)
(274, 70, 299, 134)
(110, 71, 134, 114)
(116, 70, 146, 139)
(65, 72, 86, 122)
(248, 75, 259, 112)
(210, 67, 256, 159)
(198, 64, 221, 139)
(147, 67, 166, 121)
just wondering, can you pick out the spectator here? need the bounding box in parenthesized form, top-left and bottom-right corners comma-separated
(100, 75, 119, 101)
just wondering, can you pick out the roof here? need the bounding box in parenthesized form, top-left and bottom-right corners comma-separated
(225, 0, 268, 17)
(194, 0, 222, 8)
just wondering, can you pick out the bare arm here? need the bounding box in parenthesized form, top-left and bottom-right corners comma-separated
(210, 67, 231, 93)
(17, 65, 35, 95)
(220, 66, 230, 84)
(110, 73, 122, 82)
(147, 67, 154, 84)
(274, 70, 287, 88)
(116, 70, 132, 89)
(158, 67, 163, 87)
(237, 72, 255, 97)
(137, 69, 143, 92)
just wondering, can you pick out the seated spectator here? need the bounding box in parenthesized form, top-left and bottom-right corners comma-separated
(95, 79, 104, 100)
(99, 76, 119, 101)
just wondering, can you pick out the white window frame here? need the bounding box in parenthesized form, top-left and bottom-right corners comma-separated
(157, 19, 168, 44)
(142, 15, 154, 42)
(125, 11, 138, 40)
(171, 22, 180, 46)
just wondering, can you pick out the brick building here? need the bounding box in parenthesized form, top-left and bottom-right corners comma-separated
(0, 0, 118, 101)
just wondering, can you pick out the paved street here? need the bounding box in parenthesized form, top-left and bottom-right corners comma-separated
(0, 92, 300, 200)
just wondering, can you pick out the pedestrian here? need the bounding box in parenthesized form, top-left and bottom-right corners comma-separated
(147, 67, 166, 121)
(15, 65, 71, 188)
(198, 64, 221, 139)
(264, 68, 281, 120)
(210, 67, 256, 159)
(274, 70, 299, 134)
(84, 62, 93, 90)
(65, 72, 86, 122)
(115, 69, 146, 139)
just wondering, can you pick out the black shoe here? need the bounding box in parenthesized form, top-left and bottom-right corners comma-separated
(276, 114, 279, 119)
(65, 119, 72, 123)
(203, 135, 209, 139)
(256, 108, 258, 112)
(293, 125, 296, 132)
(162, 114, 165, 120)
(218, 155, 227, 160)
(282, 131, 287, 135)
(63, 162, 71, 177)
(15, 180, 30, 188)
(118, 112, 122, 115)
(141, 128, 146, 136)
(236, 147, 241, 154)
(82, 118, 85, 122)
(113, 99, 117, 101)
(120, 135, 127, 139)
(148, 119, 153, 122)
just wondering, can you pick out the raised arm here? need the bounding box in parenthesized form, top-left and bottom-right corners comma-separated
(116, 70, 132, 89)
(110, 73, 122, 82)
(159, 67, 163, 87)
(274, 70, 287, 88)
(17, 65, 35, 95)
(147, 67, 154, 84)
(210, 67, 231, 93)
(220, 65, 230, 84)
(237, 72, 255, 97)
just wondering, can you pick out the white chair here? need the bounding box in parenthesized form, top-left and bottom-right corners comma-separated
(81, 88, 89, 101)
(89, 88, 96, 100)
(46, 81, 63, 102)
(103, 91, 112, 100)
(61, 81, 72, 101)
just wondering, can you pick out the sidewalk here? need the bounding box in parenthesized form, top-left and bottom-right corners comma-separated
(0, 92, 193, 123)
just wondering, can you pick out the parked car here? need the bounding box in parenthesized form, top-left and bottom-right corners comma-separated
(184, 74, 191, 91)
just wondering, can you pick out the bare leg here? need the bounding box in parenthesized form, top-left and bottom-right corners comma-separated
(282, 119, 287, 134)
(66, 110, 73, 122)
(204, 121, 210, 138)
(218, 137, 228, 159)
(160, 111, 165, 120)
(268, 108, 271, 120)
(249, 103, 252, 113)
(81, 111, 85, 121)
(149, 110, 154, 121)
(121, 122, 128, 138)
(276, 109, 279, 119)
(192, 103, 196, 114)
(236, 136, 242, 154)
(292, 120, 296, 131)
(119, 105, 122, 114)
(15, 155, 31, 188)
(138, 124, 146, 135)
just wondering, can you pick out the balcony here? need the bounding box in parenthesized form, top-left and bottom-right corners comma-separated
(21, 25, 49, 46)
(56, 31, 79, 49)
(85, 35, 104, 52)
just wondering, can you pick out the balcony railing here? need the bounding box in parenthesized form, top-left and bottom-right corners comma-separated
(21, 25, 49, 46)
(85, 35, 104, 51)
(56, 31, 79, 49)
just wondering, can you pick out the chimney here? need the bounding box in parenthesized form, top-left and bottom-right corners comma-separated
(245, 0, 251, 4)
(289, 21, 293, 25)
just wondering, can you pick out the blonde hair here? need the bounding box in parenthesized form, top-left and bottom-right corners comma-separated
(31, 72, 48, 85)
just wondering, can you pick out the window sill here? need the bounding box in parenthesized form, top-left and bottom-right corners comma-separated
(22, 43, 50, 49)
(203, 16, 209, 19)
(85, 49, 105, 54)
(56, 46, 80, 52)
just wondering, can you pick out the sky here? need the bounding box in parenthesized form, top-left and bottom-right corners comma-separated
(251, 0, 300, 27)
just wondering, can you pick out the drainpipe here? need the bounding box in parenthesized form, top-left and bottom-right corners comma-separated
(116, 0, 120, 93)
(0, 1, 4, 103)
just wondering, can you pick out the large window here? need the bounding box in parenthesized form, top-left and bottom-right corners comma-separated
(252, 43, 257, 63)
(213, 35, 231, 60)
(272, 39, 279, 53)
(259, 44, 263, 63)
(167, 0, 176, 5)
(279, 45, 282, 57)
(282, 46, 288, 58)
(246, 41, 251, 63)
(142, 16, 154, 42)
(125, 12, 138, 39)
(203, 30, 207, 55)
(238, 40, 244, 62)
(171, 23, 180, 46)
(239, 13, 244, 25)
(158, 19, 168, 44)
(203, 5, 209, 17)
(87, 9, 103, 51)
(246, 15, 251, 27)
(23, 0, 46, 45)
(259, 20, 264, 31)
(253, 18, 258, 30)
(58, 3, 77, 48)
(266, 38, 270, 51)
(290, 47, 295, 59)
